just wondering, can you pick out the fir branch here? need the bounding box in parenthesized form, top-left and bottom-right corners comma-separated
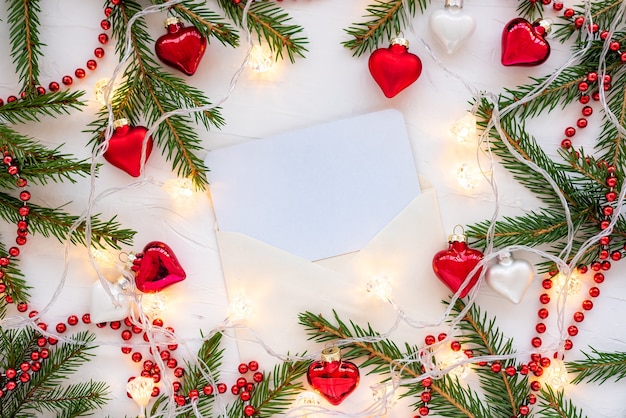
(298, 311, 484, 417)
(0, 91, 85, 125)
(343, 0, 423, 57)
(553, 1, 624, 42)
(597, 64, 626, 164)
(166, 1, 240, 47)
(216, 0, 308, 62)
(567, 348, 626, 384)
(6, 0, 42, 95)
(25, 380, 109, 417)
(536, 386, 586, 418)
(516, 0, 545, 20)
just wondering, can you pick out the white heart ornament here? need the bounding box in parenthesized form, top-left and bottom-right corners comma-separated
(485, 252, 534, 304)
(90, 278, 132, 324)
(429, 7, 476, 54)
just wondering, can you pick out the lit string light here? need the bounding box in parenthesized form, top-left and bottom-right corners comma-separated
(450, 112, 478, 143)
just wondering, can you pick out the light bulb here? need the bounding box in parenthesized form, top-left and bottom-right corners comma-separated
(456, 163, 481, 190)
(141, 293, 167, 319)
(93, 78, 112, 105)
(92, 247, 117, 269)
(249, 44, 274, 73)
(544, 358, 569, 391)
(552, 273, 581, 296)
(450, 112, 477, 143)
(126, 376, 154, 417)
(366, 276, 393, 302)
(437, 351, 470, 379)
(292, 391, 322, 417)
(162, 178, 194, 199)
(227, 292, 253, 322)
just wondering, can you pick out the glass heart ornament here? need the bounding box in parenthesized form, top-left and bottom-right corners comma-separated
(131, 241, 187, 293)
(485, 251, 534, 304)
(90, 277, 132, 324)
(368, 37, 422, 98)
(429, 0, 476, 54)
(155, 17, 207, 76)
(307, 346, 360, 405)
(501, 17, 552, 66)
(432, 225, 484, 298)
(103, 118, 153, 177)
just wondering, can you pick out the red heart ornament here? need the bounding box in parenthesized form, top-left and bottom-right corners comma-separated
(307, 347, 360, 406)
(155, 18, 206, 76)
(368, 38, 422, 98)
(132, 241, 187, 293)
(104, 120, 153, 177)
(501, 18, 551, 66)
(432, 234, 484, 298)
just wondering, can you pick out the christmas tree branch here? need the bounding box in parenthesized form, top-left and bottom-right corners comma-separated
(7, 0, 42, 95)
(553, 1, 624, 42)
(536, 386, 586, 418)
(0, 91, 85, 125)
(216, 0, 307, 62)
(567, 348, 626, 384)
(298, 311, 483, 416)
(164, 1, 240, 47)
(343, 0, 424, 57)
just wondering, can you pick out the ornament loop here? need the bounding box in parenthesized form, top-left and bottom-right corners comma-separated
(321, 346, 341, 363)
(390, 37, 410, 48)
(448, 224, 467, 242)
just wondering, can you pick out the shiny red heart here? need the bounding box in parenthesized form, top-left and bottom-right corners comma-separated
(368, 44, 422, 98)
(432, 241, 484, 298)
(501, 18, 550, 66)
(132, 241, 187, 293)
(104, 124, 153, 177)
(307, 359, 360, 405)
(155, 22, 206, 76)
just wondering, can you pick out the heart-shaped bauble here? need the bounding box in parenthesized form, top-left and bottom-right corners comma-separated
(90, 278, 132, 324)
(132, 241, 186, 293)
(432, 240, 484, 298)
(307, 352, 360, 405)
(155, 19, 206, 76)
(368, 39, 422, 98)
(104, 120, 153, 177)
(501, 18, 550, 66)
(485, 252, 534, 304)
(429, 7, 476, 54)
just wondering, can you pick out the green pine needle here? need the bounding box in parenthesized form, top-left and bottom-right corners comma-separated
(568, 348, 626, 385)
(0, 91, 85, 125)
(7, 0, 42, 95)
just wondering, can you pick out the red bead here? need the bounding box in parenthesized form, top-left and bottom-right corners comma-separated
(560, 139, 571, 149)
(101, 19, 111, 30)
(168, 343, 178, 351)
(160, 350, 170, 361)
(248, 360, 259, 371)
(75, 68, 86, 79)
(7, 96, 17, 103)
(577, 81, 588, 92)
(151, 387, 160, 397)
(420, 391, 432, 402)
(237, 377, 247, 387)
(152, 373, 161, 383)
(172, 381, 181, 392)
(19, 372, 30, 383)
(253, 371, 263, 383)
(600, 219, 611, 229)
(217, 383, 227, 393)
(153, 318, 163, 327)
(563, 8, 574, 18)
(244, 405, 256, 417)
(62, 76, 73, 86)
(422, 377, 432, 387)
(175, 395, 186, 406)
(55, 323, 67, 333)
(622, 52, 626, 63)
(240, 390, 251, 401)
(610, 41, 621, 51)
(82, 313, 91, 324)
(104, 6, 113, 16)
(599, 249, 609, 260)
(601, 260, 611, 270)
(87, 60, 97, 71)
(553, 2, 563, 10)
(573, 311, 584, 322)
(582, 300, 593, 310)
(564, 127, 576, 137)
(0, 283, 5, 293)
(576, 118, 587, 128)
(600, 236, 610, 246)
(450, 341, 461, 351)
(589, 287, 600, 297)
(49, 81, 60, 92)
(30, 361, 41, 372)
(121, 346, 132, 354)
(437, 333, 447, 341)
(238, 363, 249, 374)
(535, 323, 546, 333)
(505, 366, 517, 376)
(531, 353, 541, 362)
(245, 382, 254, 392)
(531, 337, 542, 348)
(189, 389, 199, 400)
(574, 16, 585, 29)
(603, 206, 614, 216)
(167, 358, 177, 369)
(174, 367, 184, 378)
(131, 352, 142, 362)
(36, 337, 46, 347)
(124, 317, 133, 327)
(611, 251, 621, 261)
(18, 206, 30, 216)
(94, 47, 105, 59)
(541, 279, 552, 289)
(40, 347, 50, 357)
(417, 406, 429, 416)
(121, 330, 132, 340)
(19, 191, 30, 201)
(539, 293, 550, 304)
(567, 325, 578, 336)
(110, 320, 121, 330)
(17, 301, 27, 312)
(579, 95, 590, 104)
(594, 273, 604, 283)
(5, 368, 17, 379)
(6, 381, 16, 391)
(5, 295, 13, 303)
(519, 364, 529, 375)
(231, 385, 240, 395)
(540, 357, 551, 368)
(111, 0, 122, 5)
(592, 92, 601, 101)
(203, 384, 214, 395)
(581, 106, 593, 117)
(519, 405, 530, 415)
(98, 33, 109, 44)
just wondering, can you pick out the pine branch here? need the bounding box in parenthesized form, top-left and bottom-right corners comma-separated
(516, 0, 546, 20)
(298, 311, 486, 417)
(166, 1, 240, 47)
(567, 348, 626, 384)
(6, 0, 42, 95)
(597, 63, 626, 164)
(216, 0, 308, 62)
(0, 91, 85, 125)
(553, 1, 624, 43)
(25, 380, 109, 417)
(342, 0, 424, 57)
(536, 386, 586, 418)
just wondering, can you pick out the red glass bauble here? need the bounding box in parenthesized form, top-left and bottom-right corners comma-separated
(104, 119, 154, 177)
(501, 18, 551, 66)
(132, 241, 187, 293)
(368, 38, 422, 98)
(432, 229, 484, 298)
(307, 347, 360, 405)
(155, 18, 206, 76)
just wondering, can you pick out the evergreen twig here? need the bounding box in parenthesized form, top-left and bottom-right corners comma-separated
(567, 348, 626, 384)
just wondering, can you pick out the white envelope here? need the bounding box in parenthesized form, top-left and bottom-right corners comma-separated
(206, 111, 448, 414)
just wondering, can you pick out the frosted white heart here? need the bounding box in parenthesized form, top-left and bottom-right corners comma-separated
(429, 5, 476, 54)
(485, 252, 534, 304)
(90, 277, 132, 323)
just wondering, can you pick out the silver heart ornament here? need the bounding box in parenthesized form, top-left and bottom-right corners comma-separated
(429, 1, 476, 54)
(90, 277, 132, 324)
(485, 252, 534, 304)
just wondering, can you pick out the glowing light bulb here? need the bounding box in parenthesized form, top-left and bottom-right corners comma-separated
(249, 43, 274, 72)
(228, 292, 253, 322)
(292, 391, 322, 417)
(162, 178, 194, 199)
(141, 293, 167, 319)
(552, 273, 581, 296)
(126, 376, 154, 418)
(438, 351, 470, 379)
(93, 78, 112, 105)
(366, 276, 393, 302)
(450, 112, 477, 143)
(456, 163, 481, 190)
(371, 381, 399, 408)
(544, 358, 569, 390)
(92, 247, 117, 269)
